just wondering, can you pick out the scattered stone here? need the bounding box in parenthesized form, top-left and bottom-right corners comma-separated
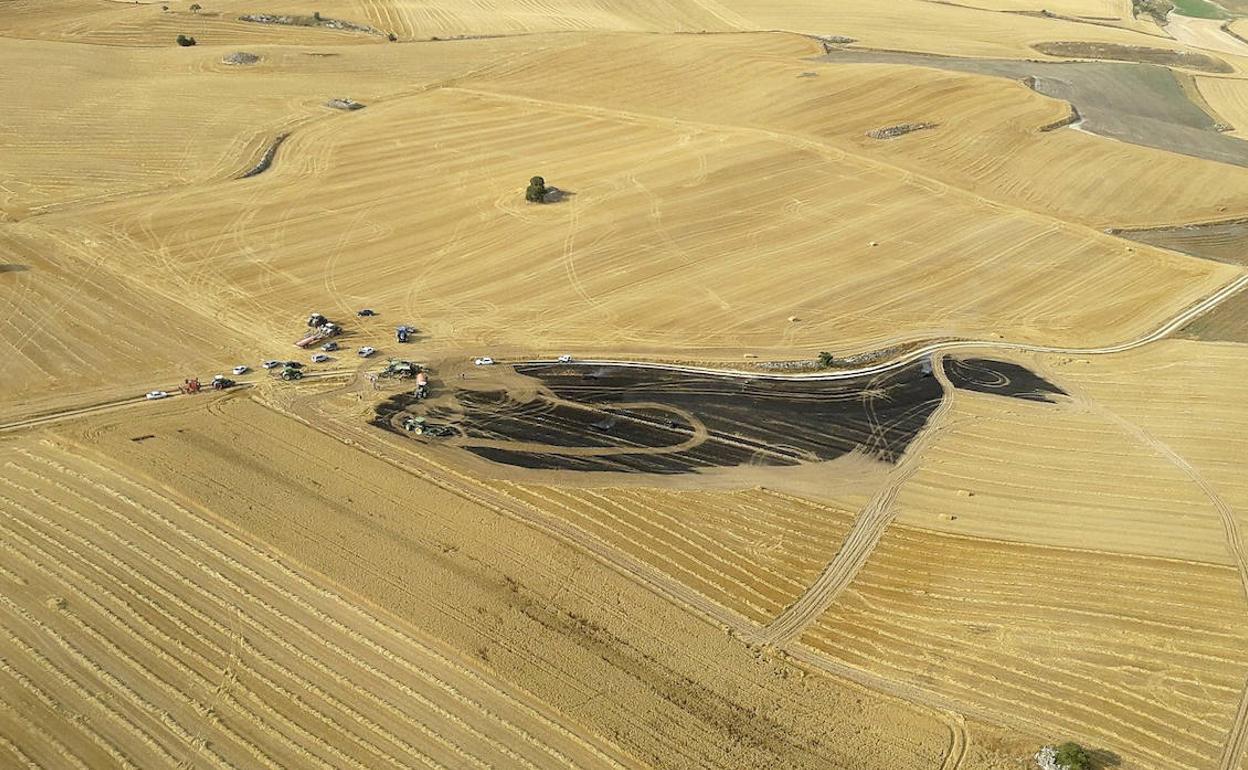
(47, 596, 67, 610)
(757, 360, 821, 372)
(867, 122, 938, 140)
(326, 98, 365, 111)
(221, 51, 260, 65)
(956, 489, 975, 498)
(788, 316, 800, 322)
(238, 13, 381, 35)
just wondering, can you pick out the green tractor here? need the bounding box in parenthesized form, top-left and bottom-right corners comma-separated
(280, 365, 304, 381)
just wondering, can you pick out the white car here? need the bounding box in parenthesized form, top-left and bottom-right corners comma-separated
(557, 354, 573, 363)
(145, 390, 168, 400)
(358, 346, 376, 358)
(311, 353, 330, 363)
(474, 356, 495, 366)
(262, 360, 281, 370)
(232, 365, 249, 375)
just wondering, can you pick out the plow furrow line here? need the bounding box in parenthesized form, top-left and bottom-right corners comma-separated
(0, 677, 92, 770)
(0, 469, 509, 770)
(27, 450, 588, 769)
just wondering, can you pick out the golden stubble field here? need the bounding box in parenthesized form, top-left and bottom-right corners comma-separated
(5, 1, 1248, 769)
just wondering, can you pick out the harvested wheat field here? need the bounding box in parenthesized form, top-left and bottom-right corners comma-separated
(6, 1, 1248, 769)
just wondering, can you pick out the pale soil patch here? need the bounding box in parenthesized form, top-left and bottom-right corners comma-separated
(1166, 14, 1248, 58)
(802, 521, 1248, 770)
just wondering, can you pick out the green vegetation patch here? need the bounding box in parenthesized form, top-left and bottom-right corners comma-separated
(1171, 0, 1229, 19)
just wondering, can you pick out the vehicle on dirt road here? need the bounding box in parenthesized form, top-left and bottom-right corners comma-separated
(474, 357, 495, 366)
(232, 365, 248, 375)
(357, 308, 377, 317)
(358, 346, 376, 358)
(262, 360, 281, 370)
(558, 354, 573, 363)
(280, 366, 303, 381)
(321, 341, 338, 352)
(396, 325, 413, 343)
(311, 353, 330, 363)
(146, 390, 169, 400)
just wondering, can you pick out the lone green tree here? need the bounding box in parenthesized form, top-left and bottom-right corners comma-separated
(525, 175, 548, 203)
(189, 3, 201, 12)
(817, 351, 835, 368)
(175, 33, 197, 46)
(1054, 743, 1091, 770)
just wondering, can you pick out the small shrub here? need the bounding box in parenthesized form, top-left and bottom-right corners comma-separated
(175, 33, 197, 46)
(1054, 743, 1091, 770)
(388, 32, 397, 41)
(313, 10, 322, 21)
(525, 175, 548, 203)
(189, 2, 201, 11)
(817, 351, 835, 368)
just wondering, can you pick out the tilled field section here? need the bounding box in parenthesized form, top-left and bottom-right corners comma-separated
(0, 439, 634, 770)
(496, 485, 856, 625)
(802, 523, 1248, 770)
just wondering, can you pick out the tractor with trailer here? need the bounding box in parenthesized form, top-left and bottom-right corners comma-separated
(296, 312, 342, 348)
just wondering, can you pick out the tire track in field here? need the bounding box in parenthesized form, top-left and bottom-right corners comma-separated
(752, 353, 956, 646)
(1090, 404, 1248, 770)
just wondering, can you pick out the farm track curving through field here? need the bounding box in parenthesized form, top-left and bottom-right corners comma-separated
(1088, 402, 1248, 770)
(748, 354, 958, 646)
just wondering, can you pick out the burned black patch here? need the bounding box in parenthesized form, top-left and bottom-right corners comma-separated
(376, 362, 947, 475)
(942, 358, 1066, 403)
